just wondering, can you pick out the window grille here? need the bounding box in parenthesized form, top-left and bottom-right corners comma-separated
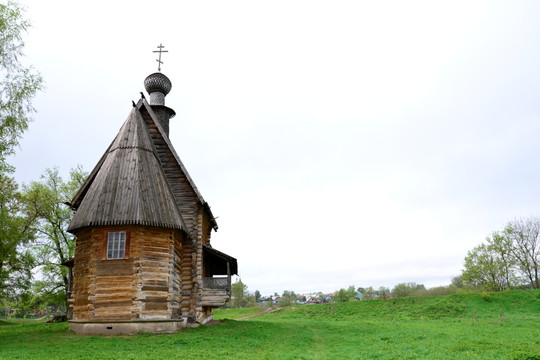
(107, 231, 126, 259)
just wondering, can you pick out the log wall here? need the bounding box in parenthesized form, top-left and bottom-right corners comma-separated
(71, 226, 185, 321)
(200, 208, 213, 247)
(195, 210, 205, 320)
(136, 226, 173, 320)
(171, 231, 183, 318)
(72, 228, 95, 320)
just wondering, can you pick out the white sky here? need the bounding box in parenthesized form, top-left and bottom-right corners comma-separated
(10, 0, 540, 295)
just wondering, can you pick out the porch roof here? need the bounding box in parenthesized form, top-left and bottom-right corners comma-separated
(203, 246, 238, 276)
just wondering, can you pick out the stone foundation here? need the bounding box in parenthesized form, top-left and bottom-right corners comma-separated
(69, 318, 195, 335)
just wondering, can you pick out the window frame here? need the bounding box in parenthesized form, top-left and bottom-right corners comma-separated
(104, 230, 130, 260)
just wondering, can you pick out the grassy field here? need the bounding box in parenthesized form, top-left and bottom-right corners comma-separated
(213, 306, 268, 320)
(0, 290, 539, 359)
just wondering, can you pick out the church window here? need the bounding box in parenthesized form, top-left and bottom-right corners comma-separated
(107, 231, 126, 259)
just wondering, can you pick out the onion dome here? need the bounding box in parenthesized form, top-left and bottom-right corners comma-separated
(144, 72, 172, 105)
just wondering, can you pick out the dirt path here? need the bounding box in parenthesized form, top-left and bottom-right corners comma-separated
(236, 307, 278, 320)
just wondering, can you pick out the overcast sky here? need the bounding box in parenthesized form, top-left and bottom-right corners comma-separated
(10, 0, 540, 295)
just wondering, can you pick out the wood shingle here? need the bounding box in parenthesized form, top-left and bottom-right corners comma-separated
(67, 107, 187, 232)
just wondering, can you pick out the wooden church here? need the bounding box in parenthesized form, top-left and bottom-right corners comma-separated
(66, 66, 237, 334)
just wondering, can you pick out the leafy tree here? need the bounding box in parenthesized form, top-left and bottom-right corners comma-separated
(346, 285, 357, 299)
(504, 218, 540, 289)
(278, 291, 297, 307)
(391, 282, 424, 298)
(0, 1, 43, 172)
(21, 167, 86, 314)
(0, 173, 33, 298)
(333, 288, 349, 302)
(263, 295, 274, 307)
(333, 285, 358, 302)
(488, 231, 517, 288)
(378, 286, 390, 299)
(391, 283, 411, 298)
(254, 290, 261, 303)
(361, 286, 377, 300)
(461, 217, 540, 291)
(414, 284, 427, 296)
(451, 275, 464, 289)
(0, 0, 42, 304)
(461, 229, 520, 292)
(424, 284, 459, 296)
(461, 243, 511, 291)
(230, 281, 255, 308)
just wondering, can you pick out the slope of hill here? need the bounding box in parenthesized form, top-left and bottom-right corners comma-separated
(264, 289, 540, 322)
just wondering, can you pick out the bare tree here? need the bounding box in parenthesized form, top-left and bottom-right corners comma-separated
(504, 218, 540, 289)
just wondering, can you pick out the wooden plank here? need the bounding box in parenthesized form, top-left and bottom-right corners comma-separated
(144, 302, 168, 311)
(94, 300, 132, 308)
(96, 261, 133, 276)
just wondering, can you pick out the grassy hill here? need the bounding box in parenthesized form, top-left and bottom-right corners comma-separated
(260, 289, 540, 321)
(1, 290, 539, 359)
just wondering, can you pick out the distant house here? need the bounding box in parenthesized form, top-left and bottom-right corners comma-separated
(67, 71, 237, 334)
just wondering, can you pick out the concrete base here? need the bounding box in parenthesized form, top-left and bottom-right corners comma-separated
(200, 314, 214, 325)
(69, 318, 194, 335)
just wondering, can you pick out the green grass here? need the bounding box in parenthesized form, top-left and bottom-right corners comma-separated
(0, 290, 538, 359)
(0, 319, 16, 326)
(213, 306, 268, 320)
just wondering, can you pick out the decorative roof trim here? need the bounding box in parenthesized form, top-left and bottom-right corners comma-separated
(110, 146, 154, 153)
(88, 220, 186, 230)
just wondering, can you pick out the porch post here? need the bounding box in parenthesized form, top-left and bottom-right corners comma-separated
(227, 261, 231, 289)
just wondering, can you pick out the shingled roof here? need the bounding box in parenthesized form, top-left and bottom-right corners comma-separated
(68, 71, 219, 235)
(67, 106, 188, 232)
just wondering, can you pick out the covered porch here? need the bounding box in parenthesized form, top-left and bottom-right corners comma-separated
(202, 246, 238, 308)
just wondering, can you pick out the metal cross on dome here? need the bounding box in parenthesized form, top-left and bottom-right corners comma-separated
(153, 43, 168, 72)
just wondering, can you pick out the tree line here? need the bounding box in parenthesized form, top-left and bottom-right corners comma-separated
(460, 217, 540, 291)
(227, 282, 300, 309)
(228, 231, 540, 310)
(226, 281, 463, 309)
(0, 2, 88, 317)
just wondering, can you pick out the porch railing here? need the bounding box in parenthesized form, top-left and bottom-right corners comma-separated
(203, 276, 231, 290)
